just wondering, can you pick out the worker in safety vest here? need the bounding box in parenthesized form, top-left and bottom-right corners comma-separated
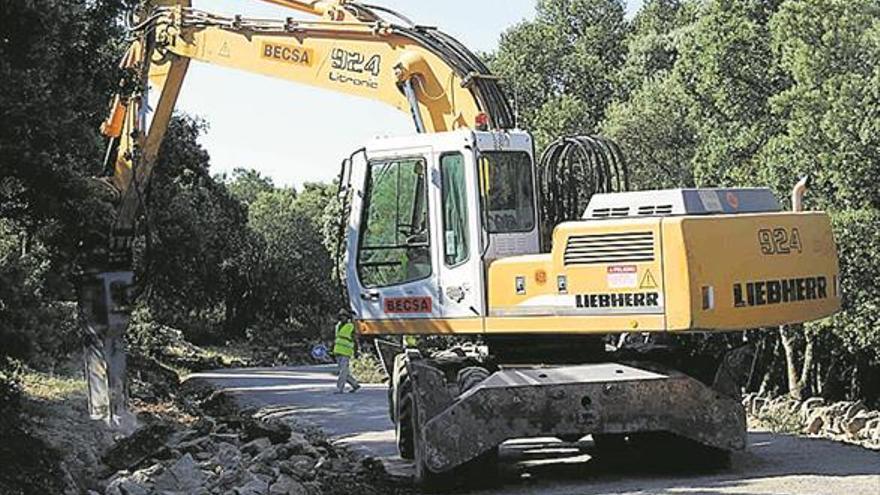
(333, 309, 361, 394)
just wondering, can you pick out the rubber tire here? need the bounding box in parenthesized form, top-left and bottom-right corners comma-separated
(395, 375, 415, 460)
(417, 446, 500, 491)
(412, 370, 500, 490)
(457, 366, 491, 395)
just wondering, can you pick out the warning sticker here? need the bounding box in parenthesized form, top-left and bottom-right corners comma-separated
(640, 269, 659, 289)
(607, 265, 638, 288)
(726, 191, 740, 210)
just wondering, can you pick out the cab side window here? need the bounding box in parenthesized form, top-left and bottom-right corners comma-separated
(357, 158, 431, 287)
(440, 153, 470, 266)
(480, 151, 536, 233)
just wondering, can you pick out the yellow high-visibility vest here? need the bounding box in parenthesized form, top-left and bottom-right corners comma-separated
(334, 322, 355, 357)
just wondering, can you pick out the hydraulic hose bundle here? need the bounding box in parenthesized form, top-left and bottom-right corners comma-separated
(537, 136, 629, 249)
(348, 2, 516, 130)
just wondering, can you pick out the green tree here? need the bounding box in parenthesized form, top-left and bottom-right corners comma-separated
(141, 116, 257, 342)
(759, 0, 880, 210)
(0, 0, 129, 369)
(225, 168, 276, 207)
(248, 187, 337, 339)
(674, 0, 787, 187)
(295, 182, 336, 231)
(613, 0, 698, 99)
(0, 0, 129, 271)
(492, 0, 628, 147)
(601, 1, 700, 189)
(603, 76, 697, 188)
(761, 0, 880, 402)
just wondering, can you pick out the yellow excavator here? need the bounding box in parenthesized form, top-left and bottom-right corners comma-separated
(81, 0, 841, 486)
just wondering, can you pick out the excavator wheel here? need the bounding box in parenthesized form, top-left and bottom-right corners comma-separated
(412, 387, 500, 490)
(416, 446, 500, 492)
(395, 373, 415, 460)
(457, 366, 491, 395)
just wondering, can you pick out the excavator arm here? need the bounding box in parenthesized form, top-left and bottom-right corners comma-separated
(83, 0, 514, 426)
(101, 0, 513, 211)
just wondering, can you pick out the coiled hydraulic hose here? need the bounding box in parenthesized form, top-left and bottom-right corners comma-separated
(537, 135, 629, 248)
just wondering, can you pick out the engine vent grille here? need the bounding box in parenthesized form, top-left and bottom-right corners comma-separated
(637, 204, 674, 216)
(591, 207, 631, 219)
(564, 231, 656, 266)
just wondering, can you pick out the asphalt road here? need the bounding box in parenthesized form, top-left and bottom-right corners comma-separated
(189, 365, 880, 495)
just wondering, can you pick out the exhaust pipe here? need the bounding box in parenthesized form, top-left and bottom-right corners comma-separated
(791, 176, 812, 212)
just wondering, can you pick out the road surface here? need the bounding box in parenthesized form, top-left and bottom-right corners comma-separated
(189, 365, 880, 494)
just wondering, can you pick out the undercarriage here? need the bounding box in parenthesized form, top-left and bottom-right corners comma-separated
(378, 335, 749, 487)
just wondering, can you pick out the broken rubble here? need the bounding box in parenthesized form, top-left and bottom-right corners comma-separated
(235, 472, 271, 495)
(242, 418, 292, 445)
(101, 380, 403, 495)
(153, 453, 207, 492)
(105, 477, 149, 495)
(102, 423, 174, 472)
(242, 437, 272, 456)
(805, 412, 824, 435)
(210, 442, 242, 471)
(177, 435, 215, 455)
(286, 432, 320, 457)
(800, 397, 825, 421)
(269, 474, 308, 495)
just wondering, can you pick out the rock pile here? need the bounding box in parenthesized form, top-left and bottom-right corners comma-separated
(101, 415, 396, 495)
(744, 393, 880, 448)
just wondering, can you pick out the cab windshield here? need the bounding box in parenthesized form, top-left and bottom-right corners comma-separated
(481, 151, 536, 233)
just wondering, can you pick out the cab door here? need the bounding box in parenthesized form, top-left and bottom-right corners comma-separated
(347, 150, 442, 324)
(434, 149, 486, 320)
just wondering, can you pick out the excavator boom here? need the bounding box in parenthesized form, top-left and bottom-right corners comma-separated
(102, 0, 512, 207)
(83, 0, 516, 428)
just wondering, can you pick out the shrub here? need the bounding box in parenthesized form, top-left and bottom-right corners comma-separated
(351, 353, 387, 384)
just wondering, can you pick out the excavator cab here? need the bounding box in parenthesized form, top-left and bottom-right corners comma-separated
(345, 129, 538, 330)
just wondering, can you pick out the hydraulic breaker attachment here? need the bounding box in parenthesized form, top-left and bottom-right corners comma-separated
(407, 360, 746, 475)
(78, 270, 137, 431)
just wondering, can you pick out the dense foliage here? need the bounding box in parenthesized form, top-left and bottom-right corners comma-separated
(494, 0, 880, 403)
(0, 0, 128, 372)
(0, 0, 341, 386)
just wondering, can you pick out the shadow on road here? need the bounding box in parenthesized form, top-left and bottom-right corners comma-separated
(476, 432, 880, 495)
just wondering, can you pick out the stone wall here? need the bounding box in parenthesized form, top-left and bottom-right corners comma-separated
(744, 393, 880, 448)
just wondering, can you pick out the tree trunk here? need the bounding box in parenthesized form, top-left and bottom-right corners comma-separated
(745, 335, 765, 393)
(800, 334, 815, 396)
(780, 324, 813, 401)
(759, 336, 782, 397)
